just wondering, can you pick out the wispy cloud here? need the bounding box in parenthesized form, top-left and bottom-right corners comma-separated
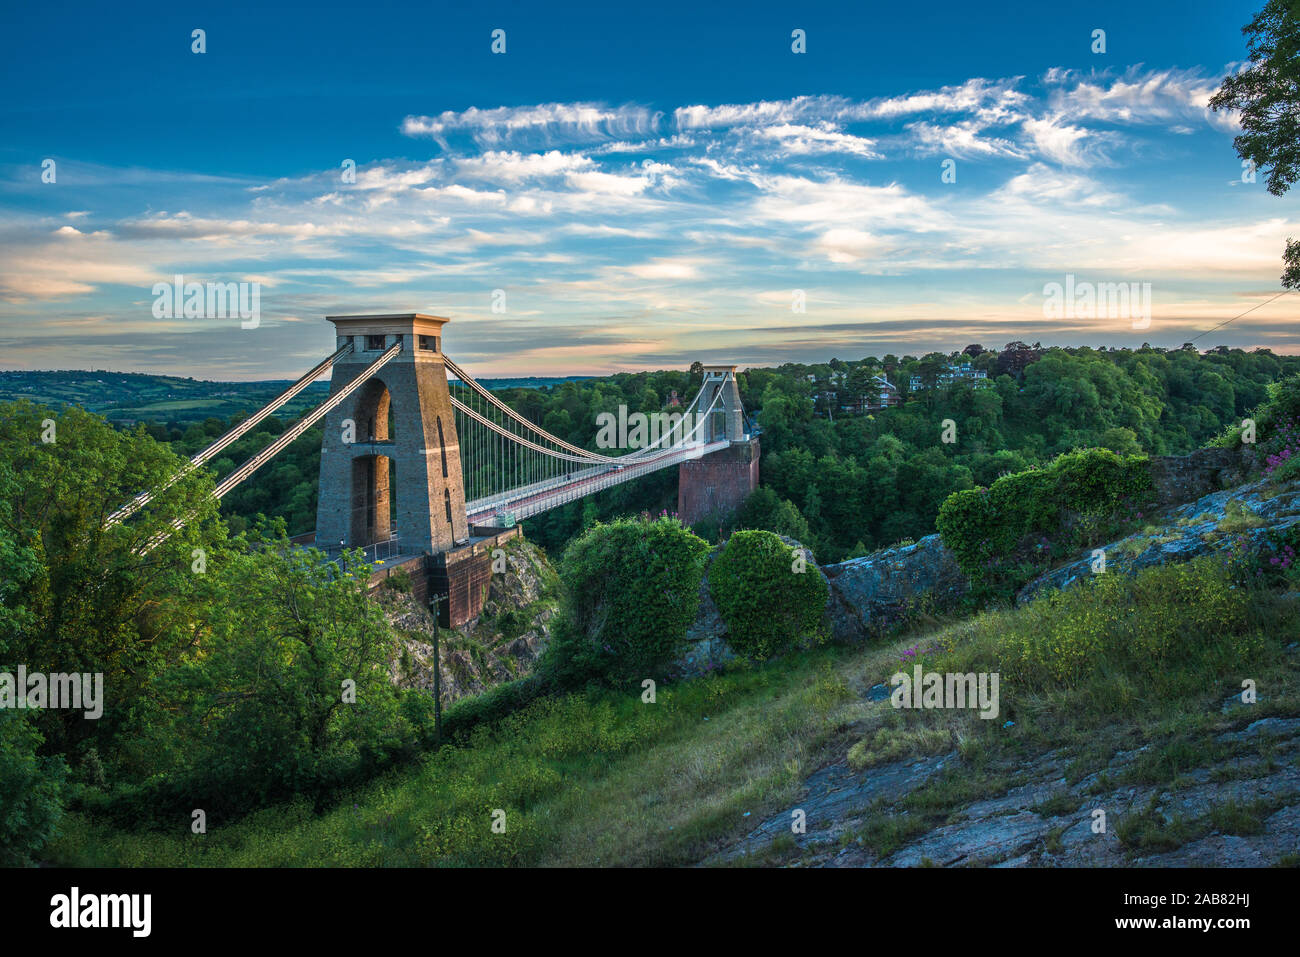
(3, 64, 1293, 376)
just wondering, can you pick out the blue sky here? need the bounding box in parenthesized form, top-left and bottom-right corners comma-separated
(1, 0, 1295, 378)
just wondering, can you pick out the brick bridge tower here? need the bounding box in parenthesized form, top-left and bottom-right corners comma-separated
(677, 364, 760, 526)
(315, 313, 470, 554)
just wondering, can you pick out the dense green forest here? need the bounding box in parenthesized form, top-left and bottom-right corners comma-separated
(744, 343, 1300, 561)
(155, 343, 1300, 562)
(6, 363, 1300, 867)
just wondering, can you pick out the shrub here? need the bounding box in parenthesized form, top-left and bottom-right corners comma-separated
(1214, 373, 1300, 458)
(1225, 523, 1300, 590)
(380, 567, 414, 593)
(996, 558, 1254, 688)
(936, 447, 1153, 592)
(440, 675, 550, 743)
(708, 530, 829, 660)
(1258, 374, 1300, 432)
(541, 516, 710, 688)
(0, 711, 67, 866)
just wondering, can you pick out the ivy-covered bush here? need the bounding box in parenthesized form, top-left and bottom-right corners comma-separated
(708, 530, 829, 660)
(936, 448, 1153, 592)
(541, 516, 710, 688)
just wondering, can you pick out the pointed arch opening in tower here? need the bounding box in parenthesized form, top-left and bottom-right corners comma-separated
(354, 377, 395, 443)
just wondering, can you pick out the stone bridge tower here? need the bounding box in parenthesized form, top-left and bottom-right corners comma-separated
(678, 364, 759, 526)
(315, 314, 470, 553)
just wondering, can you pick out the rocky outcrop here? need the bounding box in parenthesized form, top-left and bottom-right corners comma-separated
(1018, 474, 1300, 603)
(677, 531, 969, 665)
(821, 535, 968, 642)
(677, 549, 736, 677)
(713, 658, 1300, 868)
(1148, 446, 1255, 506)
(786, 449, 1277, 635)
(378, 537, 558, 707)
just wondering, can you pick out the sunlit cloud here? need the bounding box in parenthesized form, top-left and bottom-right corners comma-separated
(1, 64, 1292, 376)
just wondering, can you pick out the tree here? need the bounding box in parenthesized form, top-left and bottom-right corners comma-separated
(541, 516, 709, 688)
(917, 353, 949, 395)
(1100, 426, 1143, 456)
(160, 530, 413, 810)
(736, 487, 812, 543)
(0, 711, 67, 866)
(709, 530, 828, 660)
(0, 401, 224, 756)
(997, 341, 1042, 378)
(847, 363, 881, 398)
(1210, 0, 1300, 286)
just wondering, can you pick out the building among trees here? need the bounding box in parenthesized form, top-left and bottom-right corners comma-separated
(908, 361, 991, 392)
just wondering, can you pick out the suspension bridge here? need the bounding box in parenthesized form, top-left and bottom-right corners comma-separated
(110, 313, 759, 625)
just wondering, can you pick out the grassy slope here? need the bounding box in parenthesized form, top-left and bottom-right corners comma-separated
(49, 650, 872, 865)
(48, 549, 1300, 867)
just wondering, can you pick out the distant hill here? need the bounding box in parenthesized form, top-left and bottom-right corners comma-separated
(469, 376, 595, 391)
(0, 370, 594, 424)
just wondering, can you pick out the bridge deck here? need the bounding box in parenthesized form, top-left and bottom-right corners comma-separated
(464, 439, 730, 524)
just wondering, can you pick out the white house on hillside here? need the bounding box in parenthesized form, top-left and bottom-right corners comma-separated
(909, 361, 991, 392)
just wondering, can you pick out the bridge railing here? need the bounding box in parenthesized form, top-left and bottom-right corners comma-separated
(465, 437, 730, 523)
(315, 535, 408, 566)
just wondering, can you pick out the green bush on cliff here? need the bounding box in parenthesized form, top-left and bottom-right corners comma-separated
(1252, 373, 1300, 433)
(708, 530, 829, 660)
(1212, 372, 1300, 451)
(541, 516, 710, 688)
(935, 448, 1153, 589)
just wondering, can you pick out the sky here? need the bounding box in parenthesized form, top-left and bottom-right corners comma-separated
(0, 0, 1296, 379)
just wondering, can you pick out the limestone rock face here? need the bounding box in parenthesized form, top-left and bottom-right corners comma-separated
(677, 531, 970, 666)
(678, 543, 736, 676)
(713, 707, 1300, 868)
(1148, 446, 1254, 507)
(379, 537, 558, 708)
(821, 535, 968, 641)
(1017, 474, 1300, 603)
